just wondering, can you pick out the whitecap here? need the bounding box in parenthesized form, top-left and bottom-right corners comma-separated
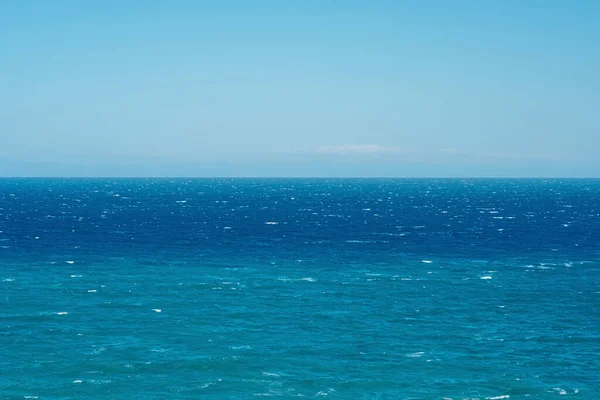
(73, 380, 83, 384)
(489, 396, 510, 400)
(88, 289, 97, 293)
(316, 388, 335, 396)
(150, 347, 168, 352)
(66, 261, 75, 264)
(480, 275, 492, 280)
(422, 260, 433, 264)
(2, 278, 14, 282)
(55, 312, 69, 315)
(299, 277, 316, 282)
(262, 372, 280, 377)
(152, 309, 162, 313)
(406, 352, 424, 358)
(264, 221, 279, 225)
(231, 345, 252, 350)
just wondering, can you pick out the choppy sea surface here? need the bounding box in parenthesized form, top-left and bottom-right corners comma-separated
(1, 178, 599, 399)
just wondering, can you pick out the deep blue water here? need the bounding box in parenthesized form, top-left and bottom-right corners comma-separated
(1, 178, 599, 399)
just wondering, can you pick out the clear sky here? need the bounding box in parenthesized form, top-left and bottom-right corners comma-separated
(1, 0, 598, 177)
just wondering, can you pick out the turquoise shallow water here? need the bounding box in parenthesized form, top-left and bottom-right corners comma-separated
(1, 179, 599, 399)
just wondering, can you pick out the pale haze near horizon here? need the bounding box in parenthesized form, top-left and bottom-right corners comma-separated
(1, 1, 598, 177)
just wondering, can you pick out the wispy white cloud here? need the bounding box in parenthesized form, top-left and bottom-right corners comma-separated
(288, 145, 578, 162)
(437, 148, 573, 161)
(484, 151, 567, 161)
(295, 144, 409, 154)
(438, 148, 462, 155)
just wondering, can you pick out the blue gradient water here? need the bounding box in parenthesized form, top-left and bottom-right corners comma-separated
(1, 179, 599, 399)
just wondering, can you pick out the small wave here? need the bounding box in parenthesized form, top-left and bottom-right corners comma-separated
(489, 396, 510, 400)
(264, 221, 279, 225)
(316, 388, 335, 396)
(150, 347, 168, 353)
(278, 277, 316, 283)
(2, 278, 14, 282)
(551, 388, 567, 395)
(262, 372, 280, 377)
(231, 345, 252, 350)
(406, 352, 424, 358)
(524, 265, 552, 270)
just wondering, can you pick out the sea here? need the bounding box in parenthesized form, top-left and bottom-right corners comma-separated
(0, 178, 598, 399)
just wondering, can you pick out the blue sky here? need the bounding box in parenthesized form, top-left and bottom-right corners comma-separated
(1, 0, 598, 177)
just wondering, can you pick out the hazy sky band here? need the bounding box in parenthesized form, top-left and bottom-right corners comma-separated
(1, 1, 598, 176)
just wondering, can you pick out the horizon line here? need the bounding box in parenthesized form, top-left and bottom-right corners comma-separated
(1, 176, 599, 180)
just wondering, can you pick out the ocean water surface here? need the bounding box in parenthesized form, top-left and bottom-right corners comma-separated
(1, 178, 599, 399)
